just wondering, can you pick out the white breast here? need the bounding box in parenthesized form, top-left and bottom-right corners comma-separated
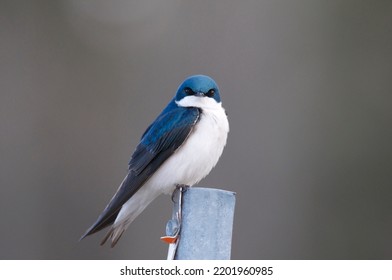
(149, 96, 229, 193)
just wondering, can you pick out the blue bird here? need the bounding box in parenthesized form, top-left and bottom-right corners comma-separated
(80, 75, 229, 247)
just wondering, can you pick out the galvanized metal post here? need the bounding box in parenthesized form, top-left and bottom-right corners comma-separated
(164, 187, 236, 260)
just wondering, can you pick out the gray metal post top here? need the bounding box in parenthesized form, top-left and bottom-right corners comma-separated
(166, 187, 236, 260)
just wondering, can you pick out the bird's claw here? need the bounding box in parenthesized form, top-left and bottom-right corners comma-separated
(171, 184, 189, 202)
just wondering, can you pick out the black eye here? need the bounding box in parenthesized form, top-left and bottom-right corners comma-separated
(206, 89, 215, 97)
(184, 87, 195, 95)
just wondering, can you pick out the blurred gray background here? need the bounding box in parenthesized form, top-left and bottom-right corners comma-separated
(1, 0, 391, 259)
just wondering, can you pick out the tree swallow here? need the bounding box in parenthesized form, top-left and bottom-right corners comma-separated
(80, 75, 229, 247)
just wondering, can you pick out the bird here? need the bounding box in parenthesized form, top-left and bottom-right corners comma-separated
(80, 75, 229, 247)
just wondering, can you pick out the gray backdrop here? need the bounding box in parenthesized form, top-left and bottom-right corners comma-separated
(1, 0, 391, 259)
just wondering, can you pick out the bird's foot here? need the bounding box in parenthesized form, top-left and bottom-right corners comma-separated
(176, 184, 190, 190)
(172, 184, 189, 202)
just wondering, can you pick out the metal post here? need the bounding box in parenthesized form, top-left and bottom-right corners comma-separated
(164, 187, 236, 260)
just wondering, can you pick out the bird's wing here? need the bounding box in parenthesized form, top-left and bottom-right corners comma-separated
(80, 106, 200, 239)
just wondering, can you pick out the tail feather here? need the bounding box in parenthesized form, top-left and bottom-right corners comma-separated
(100, 224, 127, 248)
(79, 209, 119, 241)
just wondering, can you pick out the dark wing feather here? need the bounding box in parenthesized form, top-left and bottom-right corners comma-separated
(80, 106, 200, 239)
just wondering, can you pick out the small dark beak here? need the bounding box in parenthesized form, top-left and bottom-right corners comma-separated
(195, 92, 205, 97)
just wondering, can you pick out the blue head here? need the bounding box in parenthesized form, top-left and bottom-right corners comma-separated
(175, 75, 221, 104)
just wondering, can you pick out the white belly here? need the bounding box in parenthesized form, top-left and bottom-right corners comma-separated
(149, 105, 229, 192)
(115, 105, 229, 226)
